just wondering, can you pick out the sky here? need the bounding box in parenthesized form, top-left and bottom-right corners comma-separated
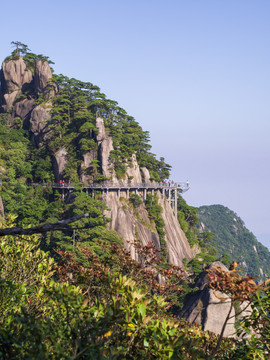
(1, 0, 269, 248)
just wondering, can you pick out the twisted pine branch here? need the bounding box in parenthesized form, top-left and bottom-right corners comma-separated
(0, 213, 92, 237)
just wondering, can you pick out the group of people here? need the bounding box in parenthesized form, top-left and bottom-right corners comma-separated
(160, 180, 175, 187)
(59, 180, 71, 186)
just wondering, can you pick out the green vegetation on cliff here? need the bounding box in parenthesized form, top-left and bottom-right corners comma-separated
(177, 195, 218, 276)
(197, 204, 270, 280)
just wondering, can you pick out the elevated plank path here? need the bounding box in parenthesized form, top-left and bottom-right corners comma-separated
(32, 181, 190, 218)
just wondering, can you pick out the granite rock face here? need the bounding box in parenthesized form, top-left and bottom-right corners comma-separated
(180, 261, 236, 337)
(160, 194, 193, 266)
(0, 57, 33, 111)
(29, 103, 53, 145)
(0, 58, 55, 140)
(53, 147, 68, 182)
(34, 60, 55, 96)
(104, 192, 161, 261)
(80, 149, 97, 184)
(13, 99, 35, 125)
(125, 154, 142, 184)
(1, 57, 33, 92)
(94, 117, 193, 268)
(96, 117, 118, 182)
(141, 167, 151, 183)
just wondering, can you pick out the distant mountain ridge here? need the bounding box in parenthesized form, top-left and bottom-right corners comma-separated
(197, 204, 270, 281)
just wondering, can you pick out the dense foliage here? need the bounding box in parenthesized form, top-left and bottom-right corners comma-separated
(198, 205, 270, 280)
(0, 217, 233, 359)
(177, 196, 219, 277)
(1, 217, 270, 359)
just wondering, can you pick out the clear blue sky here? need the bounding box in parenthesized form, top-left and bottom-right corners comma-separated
(1, 0, 270, 247)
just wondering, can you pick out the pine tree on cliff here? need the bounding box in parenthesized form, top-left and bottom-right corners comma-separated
(11, 41, 30, 56)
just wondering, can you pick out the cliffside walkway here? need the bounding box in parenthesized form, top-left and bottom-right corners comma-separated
(32, 181, 190, 218)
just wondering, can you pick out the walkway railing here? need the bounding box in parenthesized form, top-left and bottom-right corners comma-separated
(31, 181, 190, 192)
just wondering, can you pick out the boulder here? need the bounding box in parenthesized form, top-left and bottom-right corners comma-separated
(180, 261, 236, 337)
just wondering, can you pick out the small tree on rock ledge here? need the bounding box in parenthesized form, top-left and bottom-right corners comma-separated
(11, 41, 30, 56)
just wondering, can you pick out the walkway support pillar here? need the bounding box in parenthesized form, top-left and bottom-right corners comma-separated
(174, 188, 177, 218)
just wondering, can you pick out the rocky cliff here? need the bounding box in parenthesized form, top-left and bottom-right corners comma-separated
(96, 117, 193, 266)
(0, 56, 55, 146)
(0, 55, 193, 269)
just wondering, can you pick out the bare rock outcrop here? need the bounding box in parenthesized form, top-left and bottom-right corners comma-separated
(34, 60, 55, 96)
(0, 58, 33, 111)
(96, 117, 118, 182)
(1, 57, 33, 92)
(29, 103, 53, 145)
(96, 117, 106, 142)
(124, 154, 142, 184)
(104, 192, 160, 261)
(159, 194, 193, 266)
(141, 167, 151, 183)
(103, 188, 192, 268)
(53, 147, 68, 182)
(180, 261, 236, 337)
(1, 91, 18, 112)
(80, 149, 97, 184)
(96, 118, 144, 185)
(13, 99, 35, 126)
(95, 116, 192, 268)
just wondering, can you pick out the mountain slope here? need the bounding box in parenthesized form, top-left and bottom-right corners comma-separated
(198, 204, 270, 280)
(0, 47, 192, 268)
